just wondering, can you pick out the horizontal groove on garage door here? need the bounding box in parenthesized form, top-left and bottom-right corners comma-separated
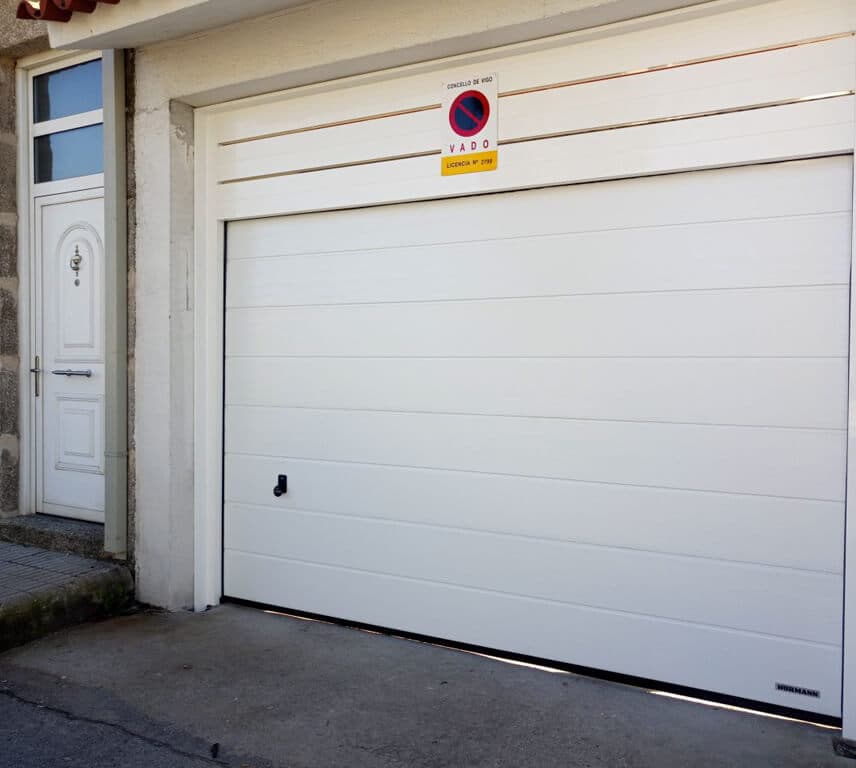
(223, 538, 840, 645)
(224, 407, 845, 499)
(223, 157, 850, 255)
(218, 32, 853, 148)
(223, 549, 844, 715)
(225, 356, 848, 432)
(224, 454, 844, 573)
(215, 100, 856, 220)
(217, 92, 853, 185)
(215, 33, 856, 184)
(214, 0, 856, 147)
(222, 478, 843, 573)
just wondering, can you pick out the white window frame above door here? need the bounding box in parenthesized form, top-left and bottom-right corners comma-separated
(24, 50, 105, 198)
(16, 49, 105, 520)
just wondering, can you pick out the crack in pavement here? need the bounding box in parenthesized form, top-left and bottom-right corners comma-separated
(0, 686, 227, 766)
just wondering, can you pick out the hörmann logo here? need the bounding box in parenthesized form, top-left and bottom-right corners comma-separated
(776, 683, 821, 698)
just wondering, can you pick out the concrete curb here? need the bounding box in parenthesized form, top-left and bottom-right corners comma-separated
(0, 564, 134, 653)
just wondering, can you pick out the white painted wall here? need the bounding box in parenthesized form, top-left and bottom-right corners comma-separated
(131, 0, 729, 610)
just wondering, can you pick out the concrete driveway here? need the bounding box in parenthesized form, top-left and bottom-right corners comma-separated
(0, 603, 849, 767)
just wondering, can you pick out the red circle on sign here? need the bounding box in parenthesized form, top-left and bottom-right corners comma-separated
(449, 90, 490, 137)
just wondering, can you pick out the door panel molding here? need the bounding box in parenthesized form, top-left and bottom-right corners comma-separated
(54, 221, 104, 362)
(53, 393, 104, 474)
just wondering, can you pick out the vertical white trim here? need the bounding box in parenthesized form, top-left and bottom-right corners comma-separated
(840, 34, 856, 743)
(841, 125, 856, 739)
(193, 109, 224, 610)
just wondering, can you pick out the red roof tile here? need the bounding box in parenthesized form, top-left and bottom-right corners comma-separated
(17, 0, 119, 22)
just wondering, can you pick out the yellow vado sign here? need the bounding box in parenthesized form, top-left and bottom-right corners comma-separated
(441, 74, 498, 176)
(442, 150, 497, 175)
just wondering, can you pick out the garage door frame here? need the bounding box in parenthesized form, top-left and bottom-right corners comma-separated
(189, 0, 856, 736)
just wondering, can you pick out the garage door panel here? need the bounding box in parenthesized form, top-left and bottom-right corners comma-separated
(226, 158, 851, 259)
(225, 454, 844, 573)
(225, 406, 844, 500)
(226, 357, 847, 430)
(225, 503, 841, 644)
(224, 158, 849, 715)
(226, 213, 851, 309)
(226, 286, 848, 359)
(224, 550, 842, 716)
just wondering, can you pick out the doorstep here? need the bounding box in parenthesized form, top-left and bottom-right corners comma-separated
(0, 515, 105, 560)
(0, 541, 133, 653)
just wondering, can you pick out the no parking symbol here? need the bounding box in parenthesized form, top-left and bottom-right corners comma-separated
(441, 73, 498, 176)
(449, 90, 491, 136)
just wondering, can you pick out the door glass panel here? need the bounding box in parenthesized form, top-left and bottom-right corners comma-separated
(33, 59, 102, 123)
(34, 124, 104, 183)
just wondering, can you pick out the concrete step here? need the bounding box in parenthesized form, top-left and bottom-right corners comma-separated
(0, 541, 133, 653)
(0, 515, 104, 560)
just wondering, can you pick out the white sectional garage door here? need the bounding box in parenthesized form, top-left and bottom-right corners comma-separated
(223, 156, 850, 715)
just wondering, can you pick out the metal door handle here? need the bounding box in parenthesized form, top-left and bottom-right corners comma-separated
(51, 369, 93, 377)
(273, 474, 288, 497)
(30, 355, 41, 397)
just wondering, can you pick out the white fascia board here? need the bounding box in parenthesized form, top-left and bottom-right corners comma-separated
(47, 0, 310, 50)
(47, 0, 720, 52)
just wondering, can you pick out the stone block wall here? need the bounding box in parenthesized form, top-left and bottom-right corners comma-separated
(0, 55, 18, 517)
(0, 0, 47, 60)
(0, 2, 48, 518)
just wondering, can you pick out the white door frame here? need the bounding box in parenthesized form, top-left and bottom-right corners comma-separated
(16, 49, 104, 521)
(190, 1, 856, 736)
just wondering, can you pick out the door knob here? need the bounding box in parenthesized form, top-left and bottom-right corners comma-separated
(272, 474, 288, 497)
(69, 244, 83, 286)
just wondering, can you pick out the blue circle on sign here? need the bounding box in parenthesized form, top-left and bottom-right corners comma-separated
(449, 90, 490, 137)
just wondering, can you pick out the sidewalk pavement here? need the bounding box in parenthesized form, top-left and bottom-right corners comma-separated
(0, 602, 850, 768)
(0, 541, 132, 653)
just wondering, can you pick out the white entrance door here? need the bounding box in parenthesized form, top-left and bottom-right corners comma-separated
(223, 157, 849, 716)
(34, 190, 106, 522)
